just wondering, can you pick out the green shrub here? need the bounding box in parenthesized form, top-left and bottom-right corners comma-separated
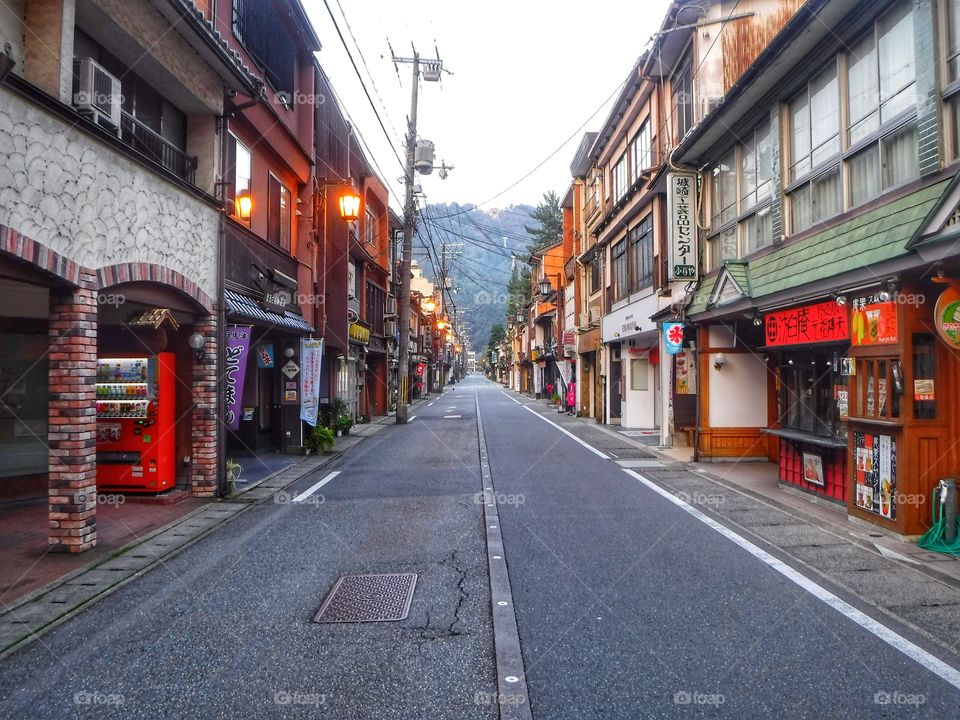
(305, 426, 335, 453)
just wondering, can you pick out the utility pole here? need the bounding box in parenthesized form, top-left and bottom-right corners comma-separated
(394, 51, 420, 424)
(392, 46, 446, 423)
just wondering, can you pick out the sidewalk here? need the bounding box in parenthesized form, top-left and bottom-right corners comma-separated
(0, 396, 433, 658)
(511, 389, 960, 665)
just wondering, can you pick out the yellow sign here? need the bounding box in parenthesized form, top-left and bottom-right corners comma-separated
(348, 322, 370, 345)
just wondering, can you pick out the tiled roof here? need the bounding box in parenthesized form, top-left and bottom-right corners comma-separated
(224, 289, 314, 333)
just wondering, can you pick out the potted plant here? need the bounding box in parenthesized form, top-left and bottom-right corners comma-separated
(335, 413, 354, 436)
(225, 458, 242, 495)
(551, 391, 561, 406)
(304, 426, 335, 454)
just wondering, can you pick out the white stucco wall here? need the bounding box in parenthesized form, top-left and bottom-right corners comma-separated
(0, 88, 218, 301)
(708, 352, 768, 428)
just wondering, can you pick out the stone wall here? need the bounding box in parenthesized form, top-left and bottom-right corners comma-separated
(0, 87, 218, 302)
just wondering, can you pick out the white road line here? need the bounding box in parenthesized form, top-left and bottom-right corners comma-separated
(409, 415, 417, 422)
(521, 405, 608, 459)
(428, 402, 433, 406)
(622, 468, 960, 692)
(501, 392, 522, 405)
(292, 471, 341, 503)
(444, 414, 462, 419)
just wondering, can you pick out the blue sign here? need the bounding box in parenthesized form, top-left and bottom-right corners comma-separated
(663, 323, 684, 355)
(257, 343, 275, 368)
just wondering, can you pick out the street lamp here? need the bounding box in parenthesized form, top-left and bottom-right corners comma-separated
(234, 190, 253, 220)
(338, 188, 361, 222)
(538, 278, 553, 296)
(516, 310, 525, 324)
(423, 299, 436, 313)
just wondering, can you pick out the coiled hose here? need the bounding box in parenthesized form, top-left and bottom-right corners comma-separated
(918, 481, 960, 556)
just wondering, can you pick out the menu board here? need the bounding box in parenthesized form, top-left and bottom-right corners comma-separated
(854, 431, 897, 519)
(765, 300, 848, 346)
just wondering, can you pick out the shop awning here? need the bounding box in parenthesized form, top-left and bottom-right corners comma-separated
(224, 289, 314, 333)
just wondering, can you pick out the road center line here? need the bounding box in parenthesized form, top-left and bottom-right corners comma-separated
(520, 405, 608, 459)
(293, 471, 341, 502)
(622, 468, 960, 692)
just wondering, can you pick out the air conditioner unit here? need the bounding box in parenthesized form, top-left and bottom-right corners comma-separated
(588, 308, 602, 325)
(384, 319, 397, 337)
(578, 312, 590, 329)
(385, 295, 398, 318)
(72, 57, 122, 133)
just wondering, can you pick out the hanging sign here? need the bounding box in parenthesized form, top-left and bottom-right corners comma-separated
(257, 343, 275, 368)
(850, 297, 897, 346)
(765, 300, 848, 346)
(281, 359, 300, 380)
(666, 172, 698, 281)
(934, 286, 960, 349)
(299, 339, 323, 426)
(224, 326, 253, 430)
(663, 322, 684, 355)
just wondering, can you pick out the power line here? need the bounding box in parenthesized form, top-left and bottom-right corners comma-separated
(321, 0, 405, 173)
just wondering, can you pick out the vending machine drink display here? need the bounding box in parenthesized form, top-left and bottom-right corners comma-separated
(95, 353, 175, 492)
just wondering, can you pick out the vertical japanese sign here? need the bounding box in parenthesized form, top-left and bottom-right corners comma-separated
(299, 338, 324, 426)
(663, 322, 684, 355)
(667, 172, 698, 281)
(224, 326, 252, 430)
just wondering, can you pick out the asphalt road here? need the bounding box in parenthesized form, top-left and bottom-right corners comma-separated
(2, 374, 960, 719)
(474, 375, 960, 719)
(0, 385, 496, 719)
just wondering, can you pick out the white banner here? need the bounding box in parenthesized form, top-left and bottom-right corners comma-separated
(667, 172, 698, 281)
(300, 338, 324, 426)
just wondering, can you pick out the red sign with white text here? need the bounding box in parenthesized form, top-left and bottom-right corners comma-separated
(765, 300, 849, 347)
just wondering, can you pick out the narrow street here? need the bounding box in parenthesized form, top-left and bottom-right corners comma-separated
(2, 375, 960, 717)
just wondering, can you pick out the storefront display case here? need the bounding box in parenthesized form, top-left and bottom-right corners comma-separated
(95, 353, 175, 492)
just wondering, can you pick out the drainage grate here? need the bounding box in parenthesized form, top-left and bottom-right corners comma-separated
(605, 448, 654, 459)
(313, 573, 418, 623)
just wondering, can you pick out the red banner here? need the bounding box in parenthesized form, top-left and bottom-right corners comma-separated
(765, 300, 848, 347)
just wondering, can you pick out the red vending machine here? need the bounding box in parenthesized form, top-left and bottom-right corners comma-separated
(95, 352, 176, 492)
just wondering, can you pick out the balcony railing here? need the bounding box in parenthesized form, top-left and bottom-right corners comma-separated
(120, 111, 197, 185)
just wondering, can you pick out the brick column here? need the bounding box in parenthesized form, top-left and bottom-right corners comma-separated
(48, 281, 98, 553)
(191, 315, 218, 497)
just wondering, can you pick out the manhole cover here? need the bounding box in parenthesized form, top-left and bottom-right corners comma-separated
(606, 448, 654, 459)
(313, 573, 418, 623)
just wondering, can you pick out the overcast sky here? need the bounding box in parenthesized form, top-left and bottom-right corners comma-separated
(301, 0, 673, 213)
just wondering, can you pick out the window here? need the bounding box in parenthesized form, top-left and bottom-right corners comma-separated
(628, 215, 654, 292)
(788, 62, 841, 232)
(778, 349, 844, 438)
(671, 52, 694, 143)
(612, 154, 628, 201)
(365, 208, 377, 247)
(710, 150, 737, 228)
(707, 226, 737, 272)
(366, 282, 385, 335)
(946, 0, 960, 157)
(589, 259, 601, 295)
(228, 135, 251, 223)
(268, 174, 292, 251)
(740, 122, 772, 211)
(232, 0, 295, 94)
(845, 3, 917, 206)
(630, 121, 651, 176)
(611, 240, 628, 300)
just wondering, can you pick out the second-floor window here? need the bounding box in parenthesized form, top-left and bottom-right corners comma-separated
(787, 61, 841, 234)
(613, 154, 628, 201)
(672, 51, 694, 144)
(268, 174, 292, 251)
(366, 282, 385, 335)
(630, 120, 651, 177)
(232, 0, 296, 95)
(589, 259, 601, 295)
(365, 208, 377, 247)
(628, 215, 654, 292)
(845, 2, 917, 208)
(611, 239, 628, 301)
(228, 135, 251, 224)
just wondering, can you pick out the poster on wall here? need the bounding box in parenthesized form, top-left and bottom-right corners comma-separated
(225, 326, 253, 430)
(850, 296, 898, 346)
(802, 452, 825, 487)
(675, 349, 697, 394)
(853, 431, 897, 519)
(257, 343, 275, 368)
(299, 338, 324, 426)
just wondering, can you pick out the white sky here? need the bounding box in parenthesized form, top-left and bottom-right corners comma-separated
(301, 0, 673, 214)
